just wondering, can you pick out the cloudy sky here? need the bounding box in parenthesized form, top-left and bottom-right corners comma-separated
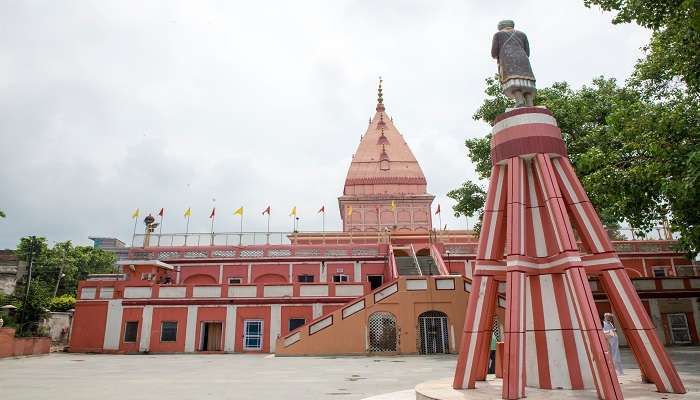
(0, 1, 649, 248)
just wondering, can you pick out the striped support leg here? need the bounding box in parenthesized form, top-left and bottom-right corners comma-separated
(601, 268, 686, 394)
(453, 275, 499, 389)
(565, 266, 623, 400)
(503, 270, 526, 399)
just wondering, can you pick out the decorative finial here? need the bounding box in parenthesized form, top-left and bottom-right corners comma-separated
(369, 117, 372, 125)
(376, 76, 385, 112)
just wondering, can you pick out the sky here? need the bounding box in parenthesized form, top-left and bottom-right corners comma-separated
(0, 0, 650, 249)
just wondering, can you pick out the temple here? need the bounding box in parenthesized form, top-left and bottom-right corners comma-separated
(69, 82, 700, 372)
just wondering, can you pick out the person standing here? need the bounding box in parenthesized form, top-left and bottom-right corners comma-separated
(603, 312, 624, 375)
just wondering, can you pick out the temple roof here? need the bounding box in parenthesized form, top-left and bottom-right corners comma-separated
(342, 79, 429, 196)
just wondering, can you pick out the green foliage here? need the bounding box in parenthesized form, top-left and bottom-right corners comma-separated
(0, 210, 5, 218)
(451, 76, 700, 255)
(11, 237, 116, 334)
(16, 238, 117, 297)
(447, 181, 487, 235)
(49, 294, 76, 312)
(16, 281, 51, 336)
(584, 0, 700, 98)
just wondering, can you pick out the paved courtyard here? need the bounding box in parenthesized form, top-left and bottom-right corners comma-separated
(1, 348, 699, 399)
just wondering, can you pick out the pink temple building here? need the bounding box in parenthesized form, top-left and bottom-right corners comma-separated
(69, 83, 700, 360)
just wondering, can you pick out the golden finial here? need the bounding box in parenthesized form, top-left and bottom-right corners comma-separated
(377, 76, 384, 105)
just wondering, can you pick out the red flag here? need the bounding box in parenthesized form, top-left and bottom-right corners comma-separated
(435, 204, 441, 215)
(209, 207, 216, 218)
(262, 206, 271, 215)
(318, 206, 325, 213)
(158, 208, 164, 217)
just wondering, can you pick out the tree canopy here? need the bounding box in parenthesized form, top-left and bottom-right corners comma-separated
(450, 2, 700, 256)
(450, 76, 699, 255)
(1, 237, 117, 334)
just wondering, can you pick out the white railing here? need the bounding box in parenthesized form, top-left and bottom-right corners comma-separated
(133, 231, 333, 248)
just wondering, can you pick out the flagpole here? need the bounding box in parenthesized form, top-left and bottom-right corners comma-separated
(322, 211, 325, 244)
(185, 214, 190, 246)
(239, 213, 243, 246)
(266, 213, 270, 245)
(131, 216, 138, 247)
(157, 212, 163, 246)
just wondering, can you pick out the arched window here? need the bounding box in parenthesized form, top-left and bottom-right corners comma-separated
(368, 312, 397, 352)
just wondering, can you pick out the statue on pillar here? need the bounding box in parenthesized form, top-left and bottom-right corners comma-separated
(491, 20, 536, 106)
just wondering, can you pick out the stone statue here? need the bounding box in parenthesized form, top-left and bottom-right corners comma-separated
(491, 20, 536, 107)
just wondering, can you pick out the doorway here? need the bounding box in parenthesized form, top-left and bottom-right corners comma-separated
(200, 321, 223, 351)
(418, 311, 449, 354)
(368, 275, 384, 290)
(244, 320, 264, 350)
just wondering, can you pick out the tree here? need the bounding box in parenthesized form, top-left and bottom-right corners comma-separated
(450, 76, 700, 256)
(12, 237, 117, 334)
(584, 0, 700, 99)
(0, 210, 5, 218)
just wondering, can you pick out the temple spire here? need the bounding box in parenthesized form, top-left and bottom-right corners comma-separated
(376, 76, 385, 112)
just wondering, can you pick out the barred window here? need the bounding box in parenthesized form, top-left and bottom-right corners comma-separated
(160, 321, 178, 342)
(124, 321, 138, 343)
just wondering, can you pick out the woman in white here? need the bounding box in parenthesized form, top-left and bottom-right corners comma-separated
(603, 312, 624, 375)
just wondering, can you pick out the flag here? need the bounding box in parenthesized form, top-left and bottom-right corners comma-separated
(262, 206, 270, 215)
(347, 206, 353, 217)
(390, 200, 396, 211)
(234, 207, 244, 216)
(289, 206, 297, 216)
(209, 207, 216, 219)
(184, 207, 192, 218)
(435, 204, 441, 214)
(158, 208, 164, 217)
(131, 208, 139, 219)
(318, 205, 325, 213)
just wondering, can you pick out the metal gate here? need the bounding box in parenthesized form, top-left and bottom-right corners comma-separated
(419, 311, 449, 354)
(368, 312, 397, 352)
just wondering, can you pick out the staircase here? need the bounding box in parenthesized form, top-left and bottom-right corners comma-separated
(396, 256, 421, 275)
(276, 275, 486, 356)
(416, 256, 440, 275)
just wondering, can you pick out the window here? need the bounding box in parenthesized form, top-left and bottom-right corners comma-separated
(288, 318, 306, 332)
(368, 275, 384, 290)
(124, 321, 138, 342)
(141, 273, 155, 281)
(160, 321, 178, 342)
(228, 277, 242, 285)
(653, 267, 667, 278)
(298, 274, 314, 283)
(333, 274, 349, 283)
(244, 320, 263, 350)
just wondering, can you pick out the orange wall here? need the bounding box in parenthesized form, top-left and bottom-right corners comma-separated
(235, 306, 271, 352)
(149, 307, 187, 352)
(119, 307, 143, 353)
(281, 306, 314, 336)
(70, 302, 108, 352)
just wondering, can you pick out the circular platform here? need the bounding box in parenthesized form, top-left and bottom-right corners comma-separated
(414, 376, 689, 400)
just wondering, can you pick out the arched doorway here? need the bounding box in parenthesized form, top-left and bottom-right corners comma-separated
(368, 312, 397, 352)
(418, 311, 449, 354)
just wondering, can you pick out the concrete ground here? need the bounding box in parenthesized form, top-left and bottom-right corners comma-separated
(0, 348, 699, 400)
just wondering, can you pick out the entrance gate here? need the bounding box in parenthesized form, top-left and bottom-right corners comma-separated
(418, 311, 449, 354)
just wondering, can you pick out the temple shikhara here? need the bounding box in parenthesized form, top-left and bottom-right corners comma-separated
(70, 79, 698, 398)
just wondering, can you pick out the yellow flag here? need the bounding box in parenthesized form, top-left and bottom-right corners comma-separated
(390, 200, 396, 211)
(347, 206, 353, 217)
(184, 207, 192, 218)
(131, 208, 139, 219)
(289, 206, 297, 216)
(234, 207, 244, 216)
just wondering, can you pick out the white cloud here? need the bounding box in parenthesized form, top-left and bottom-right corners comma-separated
(0, 0, 649, 247)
